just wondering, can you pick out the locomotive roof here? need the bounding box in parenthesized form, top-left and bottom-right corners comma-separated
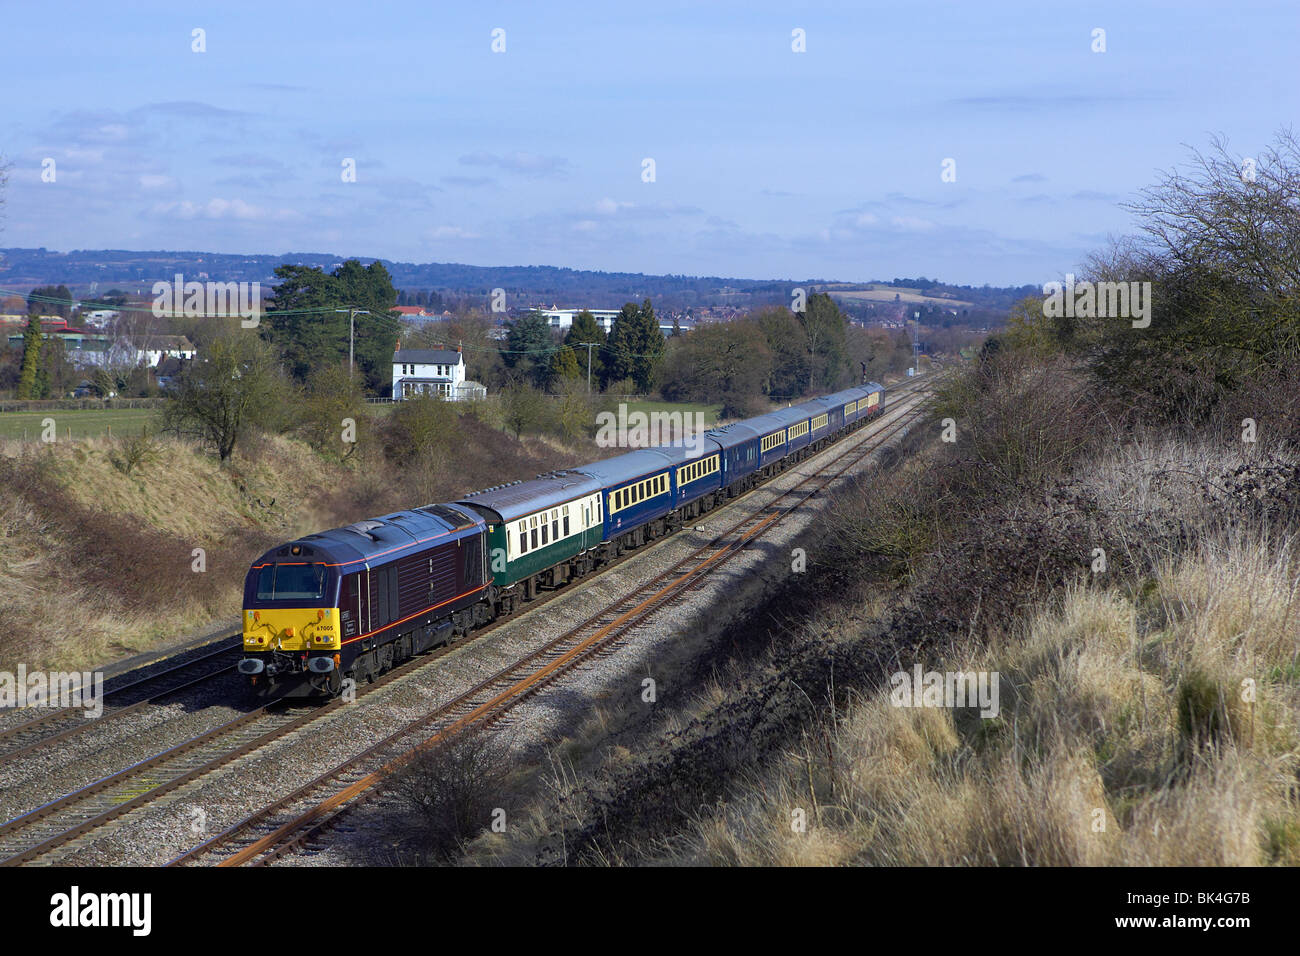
(457, 471, 602, 522)
(251, 503, 484, 570)
(575, 447, 677, 486)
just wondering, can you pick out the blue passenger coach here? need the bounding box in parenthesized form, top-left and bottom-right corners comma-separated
(576, 448, 678, 545)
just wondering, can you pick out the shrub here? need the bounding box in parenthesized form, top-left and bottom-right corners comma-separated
(388, 729, 512, 862)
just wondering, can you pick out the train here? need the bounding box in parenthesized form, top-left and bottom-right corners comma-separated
(236, 381, 886, 697)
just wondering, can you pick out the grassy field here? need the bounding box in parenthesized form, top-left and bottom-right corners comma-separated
(821, 284, 974, 308)
(0, 398, 722, 442)
(0, 407, 158, 440)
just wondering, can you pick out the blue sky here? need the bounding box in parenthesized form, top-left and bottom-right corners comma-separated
(3, 0, 1296, 285)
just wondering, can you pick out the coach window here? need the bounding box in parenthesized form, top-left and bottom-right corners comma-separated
(519, 528, 527, 554)
(542, 523, 549, 545)
(531, 526, 538, 549)
(552, 513, 559, 539)
(564, 510, 570, 536)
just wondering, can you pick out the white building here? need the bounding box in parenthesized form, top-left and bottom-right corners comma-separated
(392, 348, 485, 401)
(68, 335, 196, 369)
(527, 308, 620, 333)
(81, 310, 120, 329)
(135, 335, 197, 366)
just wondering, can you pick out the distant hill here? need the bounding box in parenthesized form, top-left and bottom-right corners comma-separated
(0, 247, 1033, 317)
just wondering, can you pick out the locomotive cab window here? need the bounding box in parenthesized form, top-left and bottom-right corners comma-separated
(256, 563, 328, 601)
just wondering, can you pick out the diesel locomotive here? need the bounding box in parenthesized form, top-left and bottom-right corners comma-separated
(237, 381, 885, 697)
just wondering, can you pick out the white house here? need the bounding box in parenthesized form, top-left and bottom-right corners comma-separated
(74, 334, 196, 369)
(135, 335, 197, 367)
(392, 347, 485, 401)
(527, 307, 620, 333)
(81, 309, 120, 329)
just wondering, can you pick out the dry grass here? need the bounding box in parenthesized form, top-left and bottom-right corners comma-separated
(664, 530, 1300, 866)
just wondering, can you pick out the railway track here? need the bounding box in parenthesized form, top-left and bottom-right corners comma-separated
(170, 384, 934, 866)
(0, 639, 242, 762)
(0, 379, 933, 866)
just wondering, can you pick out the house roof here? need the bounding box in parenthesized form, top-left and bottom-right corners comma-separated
(141, 335, 195, 350)
(393, 349, 462, 365)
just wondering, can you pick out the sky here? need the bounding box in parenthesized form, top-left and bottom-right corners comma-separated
(2, 0, 1297, 286)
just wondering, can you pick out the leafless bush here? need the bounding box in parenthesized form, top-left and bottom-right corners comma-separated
(109, 426, 161, 476)
(936, 351, 1107, 497)
(387, 727, 513, 862)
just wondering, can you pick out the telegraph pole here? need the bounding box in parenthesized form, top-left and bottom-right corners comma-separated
(584, 341, 595, 393)
(335, 308, 370, 376)
(912, 310, 920, 376)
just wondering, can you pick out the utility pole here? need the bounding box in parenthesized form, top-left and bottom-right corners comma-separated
(912, 310, 920, 376)
(335, 308, 370, 376)
(583, 341, 595, 393)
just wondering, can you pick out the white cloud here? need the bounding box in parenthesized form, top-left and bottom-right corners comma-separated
(426, 225, 480, 240)
(148, 198, 292, 221)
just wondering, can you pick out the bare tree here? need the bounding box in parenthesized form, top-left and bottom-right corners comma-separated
(1120, 128, 1300, 356)
(1126, 129, 1300, 298)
